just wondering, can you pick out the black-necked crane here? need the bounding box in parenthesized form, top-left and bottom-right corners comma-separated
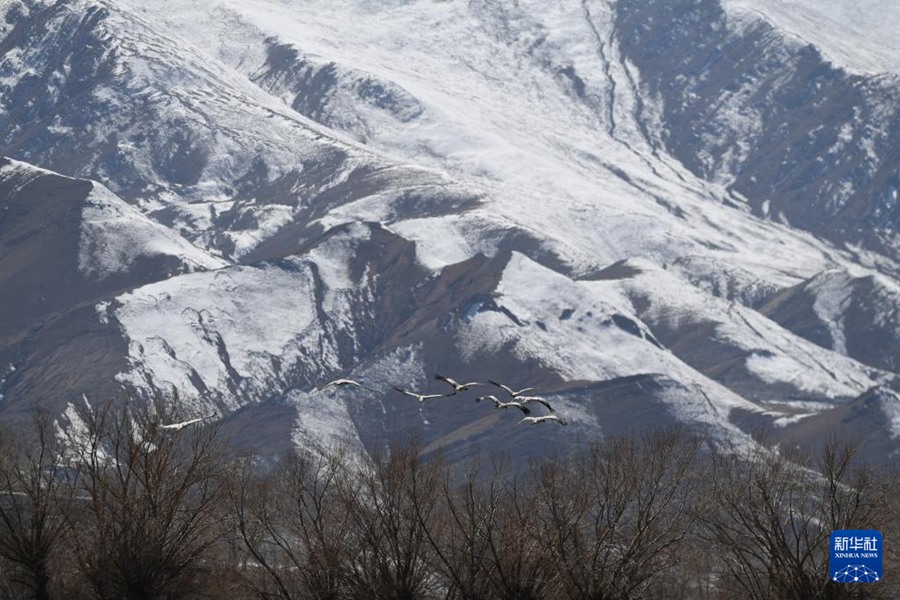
(476, 394, 531, 416)
(160, 416, 212, 431)
(515, 395, 555, 412)
(488, 380, 536, 398)
(434, 374, 482, 394)
(393, 387, 451, 403)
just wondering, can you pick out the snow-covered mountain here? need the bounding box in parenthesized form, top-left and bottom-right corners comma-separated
(1, 0, 898, 462)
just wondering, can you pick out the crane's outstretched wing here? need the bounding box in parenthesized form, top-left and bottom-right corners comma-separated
(489, 380, 535, 397)
(317, 379, 378, 393)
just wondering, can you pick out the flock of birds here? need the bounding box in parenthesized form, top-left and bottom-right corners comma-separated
(154, 375, 564, 435)
(316, 374, 567, 426)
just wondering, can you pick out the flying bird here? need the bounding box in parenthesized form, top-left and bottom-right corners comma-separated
(516, 396, 555, 412)
(394, 387, 451, 403)
(434, 374, 483, 393)
(160, 416, 212, 431)
(476, 395, 531, 415)
(518, 415, 566, 426)
(316, 378, 377, 393)
(489, 380, 536, 398)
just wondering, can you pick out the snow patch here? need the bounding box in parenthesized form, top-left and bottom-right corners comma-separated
(745, 352, 860, 398)
(288, 388, 367, 456)
(808, 270, 853, 354)
(79, 182, 227, 279)
(880, 389, 900, 437)
(113, 261, 326, 411)
(391, 215, 475, 270)
(722, 0, 900, 74)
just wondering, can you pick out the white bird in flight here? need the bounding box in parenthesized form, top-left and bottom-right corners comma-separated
(518, 415, 566, 426)
(476, 395, 531, 415)
(160, 416, 213, 431)
(489, 380, 536, 398)
(434, 374, 482, 393)
(316, 378, 378, 393)
(515, 396, 555, 412)
(394, 387, 451, 403)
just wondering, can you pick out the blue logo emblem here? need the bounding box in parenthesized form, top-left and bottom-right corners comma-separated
(830, 530, 882, 583)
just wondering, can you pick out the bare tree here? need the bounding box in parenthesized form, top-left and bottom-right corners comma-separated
(338, 443, 443, 600)
(880, 466, 900, 599)
(228, 448, 354, 599)
(0, 413, 78, 599)
(527, 428, 699, 600)
(386, 450, 549, 600)
(481, 471, 550, 600)
(65, 397, 228, 599)
(696, 438, 895, 600)
(413, 456, 502, 600)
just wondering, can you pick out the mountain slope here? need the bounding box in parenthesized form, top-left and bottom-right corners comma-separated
(0, 157, 223, 336)
(616, 0, 900, 262)
(761, 269, 900, 373)
(0, 158, 225, 419)
(0, 0, 481, 260)
(0, 0, 898, 462)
